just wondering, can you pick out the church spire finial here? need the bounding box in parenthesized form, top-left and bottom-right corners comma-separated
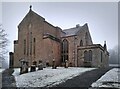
(30, 5, 32, 10)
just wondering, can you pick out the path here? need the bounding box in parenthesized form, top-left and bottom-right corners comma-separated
(53, 67, 112, 89)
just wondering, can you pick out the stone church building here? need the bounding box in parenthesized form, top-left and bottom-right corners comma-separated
(9, 6, 109, 68)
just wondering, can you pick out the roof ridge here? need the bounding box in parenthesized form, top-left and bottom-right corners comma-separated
(63, 27, 76, 31)
(30, 9, 45, 20)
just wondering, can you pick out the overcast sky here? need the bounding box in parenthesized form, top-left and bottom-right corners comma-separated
(1, 2, 118, 52)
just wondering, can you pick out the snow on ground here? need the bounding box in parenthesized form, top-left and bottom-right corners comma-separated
(13, 68, 39, 76)
(0, 69, 5, 73)
(13, 67, 95, 87)
(109, 64, 120, 67)
(91, 68, 120, 88)
(12, 68, 20, 76)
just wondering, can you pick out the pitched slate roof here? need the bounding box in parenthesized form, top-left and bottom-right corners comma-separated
(62, 25, 82, 37)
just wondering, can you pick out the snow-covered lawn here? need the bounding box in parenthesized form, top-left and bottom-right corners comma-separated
(0, 69, 5, 73)
(12, 68, 20, 76)
(13, 67, 95, 87)
(91, 68, 120, 88)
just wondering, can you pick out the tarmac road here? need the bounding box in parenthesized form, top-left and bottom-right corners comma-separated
(53, 67, 112, 89)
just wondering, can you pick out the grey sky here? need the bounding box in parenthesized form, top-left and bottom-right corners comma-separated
(0, 2, 2, 23)
(2, 2, 118, 53)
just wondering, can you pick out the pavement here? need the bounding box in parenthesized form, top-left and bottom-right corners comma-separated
(53, 67, 112, 89)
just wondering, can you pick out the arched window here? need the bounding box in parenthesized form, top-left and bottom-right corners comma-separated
(80, 40, 83, 46)
(33, 38, 36, 58)
(30, 32, 32, 55)
(61, 39, 69, 62)
(85, 32, 88, 45)
(24, 39, 26, 55)
(61, 42, 64, 53)
(84, 50, 89, 62)
(89, 50, 92, 61)
(63, 39, 69, 53)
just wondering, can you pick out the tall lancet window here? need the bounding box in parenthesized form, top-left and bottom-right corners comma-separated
(64, 39, 69, 53)
(24, 39, 26, 55)
(89, 50, 92, 61)
(84, 50, 89, 62)
(80, 40, 83, 46)
(33, 38, 36, 57)
(30, 32, 32, 55)
(61, 39, 69, 62)
(27, 23, 32, 56)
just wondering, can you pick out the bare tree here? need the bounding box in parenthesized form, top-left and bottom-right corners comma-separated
(108, 45, 118, 64)
(0, 24, 8, 62)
